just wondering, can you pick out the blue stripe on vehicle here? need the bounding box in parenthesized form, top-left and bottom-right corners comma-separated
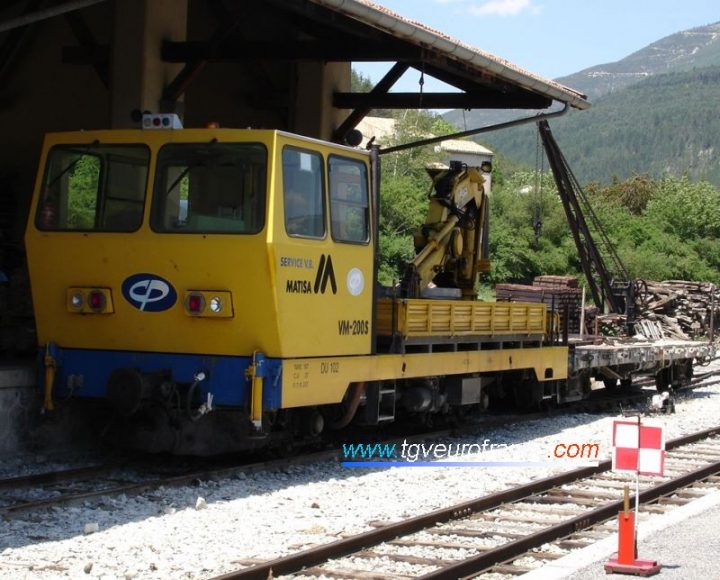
(46, 347, 283, 410)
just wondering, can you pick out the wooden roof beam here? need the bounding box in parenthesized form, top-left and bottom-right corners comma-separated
(0, 0, 46, 99)
(161, 40, 420, 63)
(332, 62, 408, 143)
(63, 10, 109, 88)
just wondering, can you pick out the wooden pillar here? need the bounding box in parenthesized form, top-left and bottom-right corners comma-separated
(293, 62, 350, 141)
(110, 0, 187, 128)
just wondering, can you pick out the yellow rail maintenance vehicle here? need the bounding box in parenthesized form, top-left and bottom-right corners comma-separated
(25, 114, 568, 454)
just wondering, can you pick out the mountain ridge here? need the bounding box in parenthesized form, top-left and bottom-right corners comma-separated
(555, 21, 720, 101)
(442, 21, 720, 186)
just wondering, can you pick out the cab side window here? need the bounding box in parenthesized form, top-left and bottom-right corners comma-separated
(329, 156, 369, 244)
(283, 147, 325, 238)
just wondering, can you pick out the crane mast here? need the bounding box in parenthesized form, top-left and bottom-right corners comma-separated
(538, 120, 637, 321)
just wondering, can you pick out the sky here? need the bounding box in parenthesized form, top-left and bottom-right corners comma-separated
(353, 0, 720, 91)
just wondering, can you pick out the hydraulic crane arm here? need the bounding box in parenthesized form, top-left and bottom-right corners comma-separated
(401, 161, 490, 299)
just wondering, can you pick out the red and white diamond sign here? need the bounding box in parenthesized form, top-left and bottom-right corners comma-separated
(612, 420, 665, 476)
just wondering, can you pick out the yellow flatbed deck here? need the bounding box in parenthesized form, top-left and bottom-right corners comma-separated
(377, 298, 547, 341)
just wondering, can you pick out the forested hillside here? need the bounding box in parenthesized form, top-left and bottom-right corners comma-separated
(351, 70, 720, 293)
(485, 171, 720, 289)
(442, 22, 720, 186)
(555, 21, 720, 101)
(474, 66, 720, 186)
(371, 105, 720, 293)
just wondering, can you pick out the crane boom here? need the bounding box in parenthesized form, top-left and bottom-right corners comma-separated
(538, 120, 632, 315)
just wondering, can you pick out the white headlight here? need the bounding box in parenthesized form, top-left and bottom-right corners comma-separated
(71, 292, 83, 308)
(209, 296, 223, 313)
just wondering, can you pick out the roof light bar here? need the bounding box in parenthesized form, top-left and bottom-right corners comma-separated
(142, 113, 183, 130)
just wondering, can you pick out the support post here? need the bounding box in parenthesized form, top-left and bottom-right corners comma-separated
(42, 343, 57, 413)
(247, 352, 266, 431)
(110, 0, 187, 127)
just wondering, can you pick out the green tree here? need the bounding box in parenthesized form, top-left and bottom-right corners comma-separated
(376, 110, 720, 291)
(67, 155, 100, 228)
(645, 176, 720, 239)
(351, 69, 374, 93)
(485, 171, 720, 289)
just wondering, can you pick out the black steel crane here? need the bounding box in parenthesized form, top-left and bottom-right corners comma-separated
(538, 120, 640, 323)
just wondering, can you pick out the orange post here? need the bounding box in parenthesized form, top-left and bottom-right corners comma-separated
(604, 484, 661, 576)
(617, 510, 635, 564)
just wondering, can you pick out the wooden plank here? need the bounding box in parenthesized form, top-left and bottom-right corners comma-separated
(472, 512, 559, 525)
(545, 488, 622, 500)
(427, 527, 524, 539)
(556, 539, 594, 549)
(511, 502, 586, 516)
(525, 494, 599, 507)
(299, 566, 413, 579)
(490, 563, 533, 575)
(355, 550, 455, 567)
(389, 539, 487, 551)
(528, 550, 566, 560)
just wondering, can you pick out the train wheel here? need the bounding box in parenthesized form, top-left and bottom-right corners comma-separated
(656, 367, 671, 392)
(602, 378, 619, 392)
(674, 360, 694, 389)
(513, 381, 543, 411)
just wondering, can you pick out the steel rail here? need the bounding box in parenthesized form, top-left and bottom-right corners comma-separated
(421, 456, 720, 578)
(3, 372, 718, 519)
(221, 425, 720, 580)
(0, 446, 345, 518)
(0, 406, 590, 517)
(0, 420, 502, 517)
(0, 460, 132, 490)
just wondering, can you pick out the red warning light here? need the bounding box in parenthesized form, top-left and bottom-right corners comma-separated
(88, 291, 106, 312)
(186, 293, 205, 314)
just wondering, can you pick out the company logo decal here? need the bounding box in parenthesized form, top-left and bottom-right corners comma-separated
(122, 273, 177, 312)
(314, 254, 337, 295)
(347, 268, 364, 296)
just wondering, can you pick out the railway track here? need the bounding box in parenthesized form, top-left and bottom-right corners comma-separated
(0, 448, 345, 519)
(2, 369, 717, 520)
(221, 425, 720, 580)
(0, 416, 525, 518)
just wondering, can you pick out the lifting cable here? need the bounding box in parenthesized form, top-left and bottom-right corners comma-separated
(533, 125, 544, 244)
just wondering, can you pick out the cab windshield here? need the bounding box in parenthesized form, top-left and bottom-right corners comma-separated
(151, 142, 267, 234)
(36, 144, 150, 232)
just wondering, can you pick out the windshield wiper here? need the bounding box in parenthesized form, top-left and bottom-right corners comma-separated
(163, 140, 218, 197)
(164, 164, 195, 198)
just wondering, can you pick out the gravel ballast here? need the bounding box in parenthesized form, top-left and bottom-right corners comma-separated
(2, 370, 720, 579)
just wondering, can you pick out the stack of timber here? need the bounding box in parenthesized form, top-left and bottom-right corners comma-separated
(589, 311, 626, 338)
(496, 276, 582, 333)
(636, 280, 720, 340)
(532, 275, 579, 289)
